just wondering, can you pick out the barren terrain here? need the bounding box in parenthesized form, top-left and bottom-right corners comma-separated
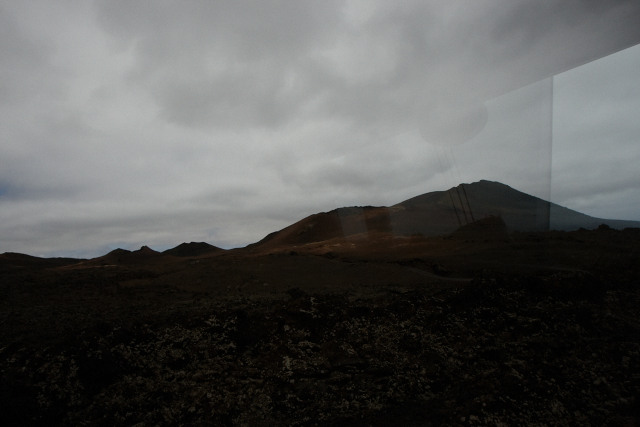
(1, 224, 639, 425)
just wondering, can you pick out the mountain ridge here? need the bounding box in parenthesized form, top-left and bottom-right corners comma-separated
(248, 180, 640, 252)
(3, 180, 639, 261)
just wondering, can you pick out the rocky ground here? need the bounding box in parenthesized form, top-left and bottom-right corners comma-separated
(1, 228, 639, 425)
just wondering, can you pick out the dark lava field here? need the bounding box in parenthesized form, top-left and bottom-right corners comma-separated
(1, 226, 639, 425)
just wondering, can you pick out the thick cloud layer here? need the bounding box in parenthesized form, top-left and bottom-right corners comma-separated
(1, 0, 639, 257)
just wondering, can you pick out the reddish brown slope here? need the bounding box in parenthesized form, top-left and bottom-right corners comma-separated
(247, 206, 393, 253)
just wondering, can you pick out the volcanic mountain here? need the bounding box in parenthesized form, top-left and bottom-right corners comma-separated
(249, 180, 640, 252)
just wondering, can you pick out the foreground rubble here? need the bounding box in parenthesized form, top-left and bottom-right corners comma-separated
(2, 271, 639, 425)
(2, 227, 640, 425)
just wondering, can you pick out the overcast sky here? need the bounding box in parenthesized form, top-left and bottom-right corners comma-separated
(1, 0, 639, 257)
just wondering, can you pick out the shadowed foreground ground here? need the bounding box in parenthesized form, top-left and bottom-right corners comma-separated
(1, 227, 639, 425)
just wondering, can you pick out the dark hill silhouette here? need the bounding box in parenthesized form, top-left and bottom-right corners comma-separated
(90, 245, 164, 265)
(0, 252, 83, 270)
(249, 180, 640, 252)
(163, 242, 222, 257)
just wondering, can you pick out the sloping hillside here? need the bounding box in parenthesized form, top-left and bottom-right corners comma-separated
(248, 180, 640, 253)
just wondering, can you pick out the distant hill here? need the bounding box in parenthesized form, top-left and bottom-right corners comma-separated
(78, 243, 223, 265)
(250, 180, 640, 251)
(163, 242, 223, 257)
(90, 246, 163, 265)
(0, 252, 83, 270)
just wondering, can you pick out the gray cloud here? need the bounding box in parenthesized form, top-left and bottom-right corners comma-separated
(1, 0, 639, 257)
